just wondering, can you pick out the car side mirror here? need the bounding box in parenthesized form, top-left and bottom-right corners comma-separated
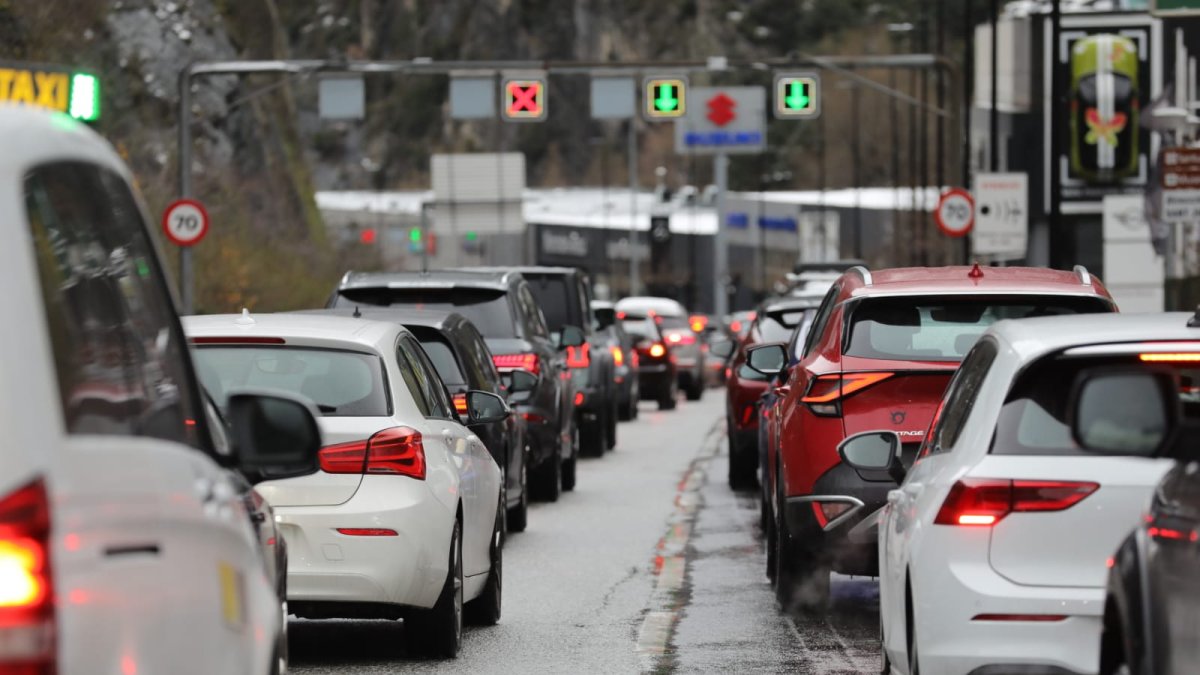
(595, 308, 616, 330)
(226, 390, 322, 485)
(467, 390, 510, 425)
(508, 368, 538, 394)
(709, 338, 735, 360)
(1070, 368, 1179, 458)
(558, 325, 586, 350)
(746, 343, 788, 376)
(838, 430, 905, 484)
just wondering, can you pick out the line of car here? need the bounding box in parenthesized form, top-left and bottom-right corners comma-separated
(722, 261, 1200, 675)
(0, 106, 732, 673)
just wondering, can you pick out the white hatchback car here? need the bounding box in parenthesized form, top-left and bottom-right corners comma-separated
(184, 312, 506, 658)
(2, 105, 322, 675)
(841, 313, 1194, 675)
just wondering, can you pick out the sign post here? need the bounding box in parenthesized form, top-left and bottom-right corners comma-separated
(162, 199, 210, 314)
(973, 172, 1028, 258)
(1161, 147, 1200, 222)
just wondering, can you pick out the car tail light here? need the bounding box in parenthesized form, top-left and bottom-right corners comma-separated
(336, 528, 398, 537)
(566, 344, 590, 369)
(811, 501, 854, 527)
(666, 332, 695, 346)
(689, 315, 707, 332)
(729, 320, 743, 333)
(574, 392, 585, 406)
(800, 372, 893, 416)
(318, 427, 426, 480)
(611, 346, 625, 367)
(934, 479, 1099, 526)
(740, 403, 756, 426)
(493, 353, 540, 374)
(0, 478, 54, 675)
(452, 394, 468, 414)
(648, 343, 666, 359)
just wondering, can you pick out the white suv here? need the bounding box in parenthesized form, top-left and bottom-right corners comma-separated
(1, 106, 321, 674)
(842, 313, 1195, 675)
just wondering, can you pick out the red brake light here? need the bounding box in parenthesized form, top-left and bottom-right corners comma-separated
(574, 392, 585, 406)
(689, 315, 708, 332)
(452, 394, 468, 414)
(666, 332, 696, 346)
(0, 478, 54, 673)
(648, 343, 667, 358)
(493, 353, 541, 374)
(566, 344, 591, 369)
(336, 528, 398, 537)
(318, 427, 426, 480)
(801, 372, 894, 404)
(730, 320, 743, 333)
(611, 346, 625, 367)
(934, 479, 1099, 526)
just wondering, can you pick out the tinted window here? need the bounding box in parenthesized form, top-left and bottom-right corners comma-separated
(524, 275, 576, 333)
(458, 323, 501, 393)
(924, 339, 999, 456)
(516, 284, 549, 338)
(802, 284, 840, 358)
(622, 318, 659, 341)
(759, 308, 814, 343)
(394, 342, 432, 416)
(194, 347, 390, 417)
(334, 287, 516, 338)
(25, 162, 205, 447)
(416, 337, 467, 388)
(846, 296, 1111, 363)
(400, 337, 455, 419)
(993, 354, 1200, 456)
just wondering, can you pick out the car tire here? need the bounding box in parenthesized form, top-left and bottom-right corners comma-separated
(728, 444, 756, 491)
(618, 393, 635, 421)
(561, 425, 578, 492)
(531, 451, 561, 503)
(580, 417, 604, 458)
(765, 509, 777, 584)
(658, 381, 677, 411)
(413, 518, 463, 658)
(685, 376, 704, 401)
(506, 458, 528, 533)
(606, 399, 618, 450)
(466, 501, 503, 626)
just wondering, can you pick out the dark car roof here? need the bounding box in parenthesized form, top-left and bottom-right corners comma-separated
(338, 269, 521, 292)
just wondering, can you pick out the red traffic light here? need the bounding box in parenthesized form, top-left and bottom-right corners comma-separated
(503, 79, 546, 121)
(359, 228, 377, 244)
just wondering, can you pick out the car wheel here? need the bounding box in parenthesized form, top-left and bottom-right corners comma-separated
(765, 508, 777, 584)
(580, 416, 604, 458)
(606, 399, 618, 450)
(728, 444, 756, 491)
(506, 456, 528, 533)
(531, 450, 561, 503)
(685, 376, 704, 401)
(561, 425, 578, 492)
(658, 381, 677, 411)
(466, 500, 503, 626)
(413, 518, 463, 658)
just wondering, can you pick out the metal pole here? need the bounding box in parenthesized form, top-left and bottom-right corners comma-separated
(936, 0, 945, 191)
(890, 66, 900, 266)
(177, 66, 194, 315)
(714, 152, 729, 317)
(627, 120, 640, 296)
(963, 0, 974, 264)
(1049, 0, 1065, 267)
(852, 82, 863, 259)
(989, 0, 999, 172)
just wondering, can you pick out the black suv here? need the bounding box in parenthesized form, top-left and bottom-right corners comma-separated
(329, 270, 581, 502)
(301, 307, 531, 533)
(468, 267, 618, 457)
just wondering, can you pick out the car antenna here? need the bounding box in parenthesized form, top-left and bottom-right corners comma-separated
(353, 306, 362, 318)
(1188, 305, 1200, 328)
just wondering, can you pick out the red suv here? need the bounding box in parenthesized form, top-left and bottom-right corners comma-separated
(749, 265, 1117, 613)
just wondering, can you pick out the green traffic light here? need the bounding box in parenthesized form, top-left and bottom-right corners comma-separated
(784, 81, 810, 110)
(654, 84, 679, 112)
(465, 231, 478, 241)
(409, 228, 422, 243)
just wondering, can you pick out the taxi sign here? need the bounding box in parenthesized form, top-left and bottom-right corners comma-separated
(0, 63, 100, 121)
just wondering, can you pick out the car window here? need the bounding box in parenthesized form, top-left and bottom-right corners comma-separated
(461, 323, 501, 393)
(333, 287, 517, 338)
(193, 347, 390, 417)
(845, 295, 1111, 363)
(394, 340, 433, 416)
(801, 284, 840, 358)
(25, 161, 207, 448)
(992, 353, 1200, 456)
(401, 336, 455, 419)
(621, 318, 659, 341)
(525, 275, 575, 334)
(759, 309, 812, 343)
(415, 335, 468, 388)
(922, 338, 999, 457)
(516, 283, 549, 338)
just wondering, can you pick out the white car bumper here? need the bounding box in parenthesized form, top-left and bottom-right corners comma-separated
(274, 475, 454, 610)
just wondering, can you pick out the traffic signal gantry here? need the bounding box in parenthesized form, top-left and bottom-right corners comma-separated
(774, 72, 820, 119)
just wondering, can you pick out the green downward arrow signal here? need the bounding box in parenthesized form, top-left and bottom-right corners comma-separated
(655, 84, 679, 112)
(786, 81, 810, 110)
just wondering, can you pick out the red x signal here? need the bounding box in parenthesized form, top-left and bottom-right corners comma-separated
(504, 79, 546, 120)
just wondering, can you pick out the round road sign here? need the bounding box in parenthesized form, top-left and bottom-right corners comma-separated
(934, 188, 975, 238)
(162, 199, 209, 247)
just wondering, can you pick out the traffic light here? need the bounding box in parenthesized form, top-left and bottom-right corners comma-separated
(774, 73, 820, 119)
(359, 228, 377, 245)
(644, 77, 687, 120)
(649, 215, 671, 272)
(408, 227, 422, 253)
(503, 77, 546, 121)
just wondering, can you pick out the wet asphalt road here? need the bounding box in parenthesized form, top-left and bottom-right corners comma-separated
(288, 394, 879, 674)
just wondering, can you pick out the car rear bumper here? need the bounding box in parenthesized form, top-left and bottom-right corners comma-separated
(781, 463, 895, 574)
(273, 477, 452, 611)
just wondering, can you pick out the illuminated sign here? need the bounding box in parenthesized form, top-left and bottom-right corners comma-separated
(774, 73, 820, 119)
(645, 77, 686, 119)
(503, 77, 546, 121)
(0, 64, 100, 120)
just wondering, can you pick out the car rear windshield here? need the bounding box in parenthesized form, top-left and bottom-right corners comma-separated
(845, 295, 1111, 362)
(334, 287, 516, 338)
(993, 353, 1200, 456)
(524, 275, 575, 333)
(622, 318, 659, 341)
(656, 316, 690, 333)
(193, 347, 390, 417)
(761, 308, 815, 343)
(415, 337, 467, 388)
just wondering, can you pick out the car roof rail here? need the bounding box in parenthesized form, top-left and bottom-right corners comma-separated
(849, 265, 872, 286)
(1073, 265, 1092, 286)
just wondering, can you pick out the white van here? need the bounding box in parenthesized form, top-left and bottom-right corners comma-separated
(0, 106, 321, 675)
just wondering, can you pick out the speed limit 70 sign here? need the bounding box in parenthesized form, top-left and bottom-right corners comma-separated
(162, 199, 210, 247)
(935, 188, 974, 238)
